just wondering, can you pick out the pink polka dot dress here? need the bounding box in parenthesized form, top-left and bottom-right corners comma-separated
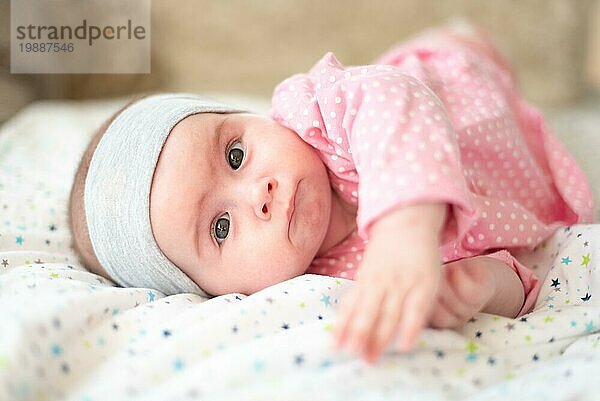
(269, 29, 595, 316)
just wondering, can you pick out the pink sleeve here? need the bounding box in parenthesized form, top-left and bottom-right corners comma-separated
(339, 61, 474, 238)
(483, 249, 541, 317)
(270, 52, 475, 239)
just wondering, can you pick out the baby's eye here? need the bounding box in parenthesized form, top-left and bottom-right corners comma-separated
(211, 212, 230, 245)
(227, 140, 244, 170)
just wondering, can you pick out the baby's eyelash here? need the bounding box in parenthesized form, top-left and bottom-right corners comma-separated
(226, 137, 241, 154)
(209, 137, 243, 247)
(210, 217, 217, 244)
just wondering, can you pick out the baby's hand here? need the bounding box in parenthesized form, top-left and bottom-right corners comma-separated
(332, 203, 447, 364)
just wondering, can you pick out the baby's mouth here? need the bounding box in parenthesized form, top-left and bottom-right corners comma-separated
(287, 179, 300, 240)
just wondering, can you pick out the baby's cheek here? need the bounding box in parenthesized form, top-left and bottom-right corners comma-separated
(309, 177, 333, 222)
(300, 196, 325, 227)
(295, 193, 329, 250)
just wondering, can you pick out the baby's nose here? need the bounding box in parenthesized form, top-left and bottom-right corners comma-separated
(252, 177, 277, 220)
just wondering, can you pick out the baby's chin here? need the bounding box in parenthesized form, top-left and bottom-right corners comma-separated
(242, 261, 311, 296)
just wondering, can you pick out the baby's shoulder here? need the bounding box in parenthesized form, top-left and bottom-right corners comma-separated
(276, 51, 425, 95)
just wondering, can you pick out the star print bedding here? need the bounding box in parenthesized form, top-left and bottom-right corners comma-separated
(1, 98, 599, 401)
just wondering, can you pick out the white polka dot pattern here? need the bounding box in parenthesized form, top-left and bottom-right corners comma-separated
(270, 34, 595, 280)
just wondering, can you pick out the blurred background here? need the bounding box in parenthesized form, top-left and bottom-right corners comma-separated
(0, 0, 599, 122)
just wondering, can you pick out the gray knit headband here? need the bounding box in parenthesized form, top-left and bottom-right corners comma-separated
(84, 93, 246, 296)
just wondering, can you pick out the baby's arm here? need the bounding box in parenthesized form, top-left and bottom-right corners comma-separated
(270, 55, 482, 361)
(430, 255, 525, 328)
(333, 202, 447, 363)
(333, 228, 527, 363)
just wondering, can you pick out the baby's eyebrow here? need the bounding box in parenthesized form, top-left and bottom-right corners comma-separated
(215, 116, 227, 141)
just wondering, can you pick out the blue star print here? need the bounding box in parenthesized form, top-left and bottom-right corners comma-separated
(561, 256, 572, 265)
(253, 360, 265, 372)
(51, 344, 63, 356)
(173, 358, 184, 371)
(320, 294, 331, 307)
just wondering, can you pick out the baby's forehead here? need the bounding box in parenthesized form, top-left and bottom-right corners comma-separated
(156, 112, 231, 172)
(174, 112, 223, 131)
(179, 111, 243, 137)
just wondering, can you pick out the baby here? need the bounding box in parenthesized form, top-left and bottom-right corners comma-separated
(68, 25, 595, 364)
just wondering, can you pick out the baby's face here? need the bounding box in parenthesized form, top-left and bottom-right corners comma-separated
(150, 112, 332, 296)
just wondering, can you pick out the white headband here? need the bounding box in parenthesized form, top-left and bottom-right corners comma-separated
(84, 93, 246, 296)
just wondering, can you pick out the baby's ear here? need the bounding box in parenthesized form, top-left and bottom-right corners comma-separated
(67, 179, 110, 279)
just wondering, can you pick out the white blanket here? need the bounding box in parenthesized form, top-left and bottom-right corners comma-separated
(1, 98, 599, 401)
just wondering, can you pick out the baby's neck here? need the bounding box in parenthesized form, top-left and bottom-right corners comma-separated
(315, 188, 357, 257)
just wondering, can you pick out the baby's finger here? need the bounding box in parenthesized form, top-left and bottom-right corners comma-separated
(396, 286, 432, 352)
(332, 287, 361, 348)
(364, 289, 404, 362)
(345, 285, 385, 355)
